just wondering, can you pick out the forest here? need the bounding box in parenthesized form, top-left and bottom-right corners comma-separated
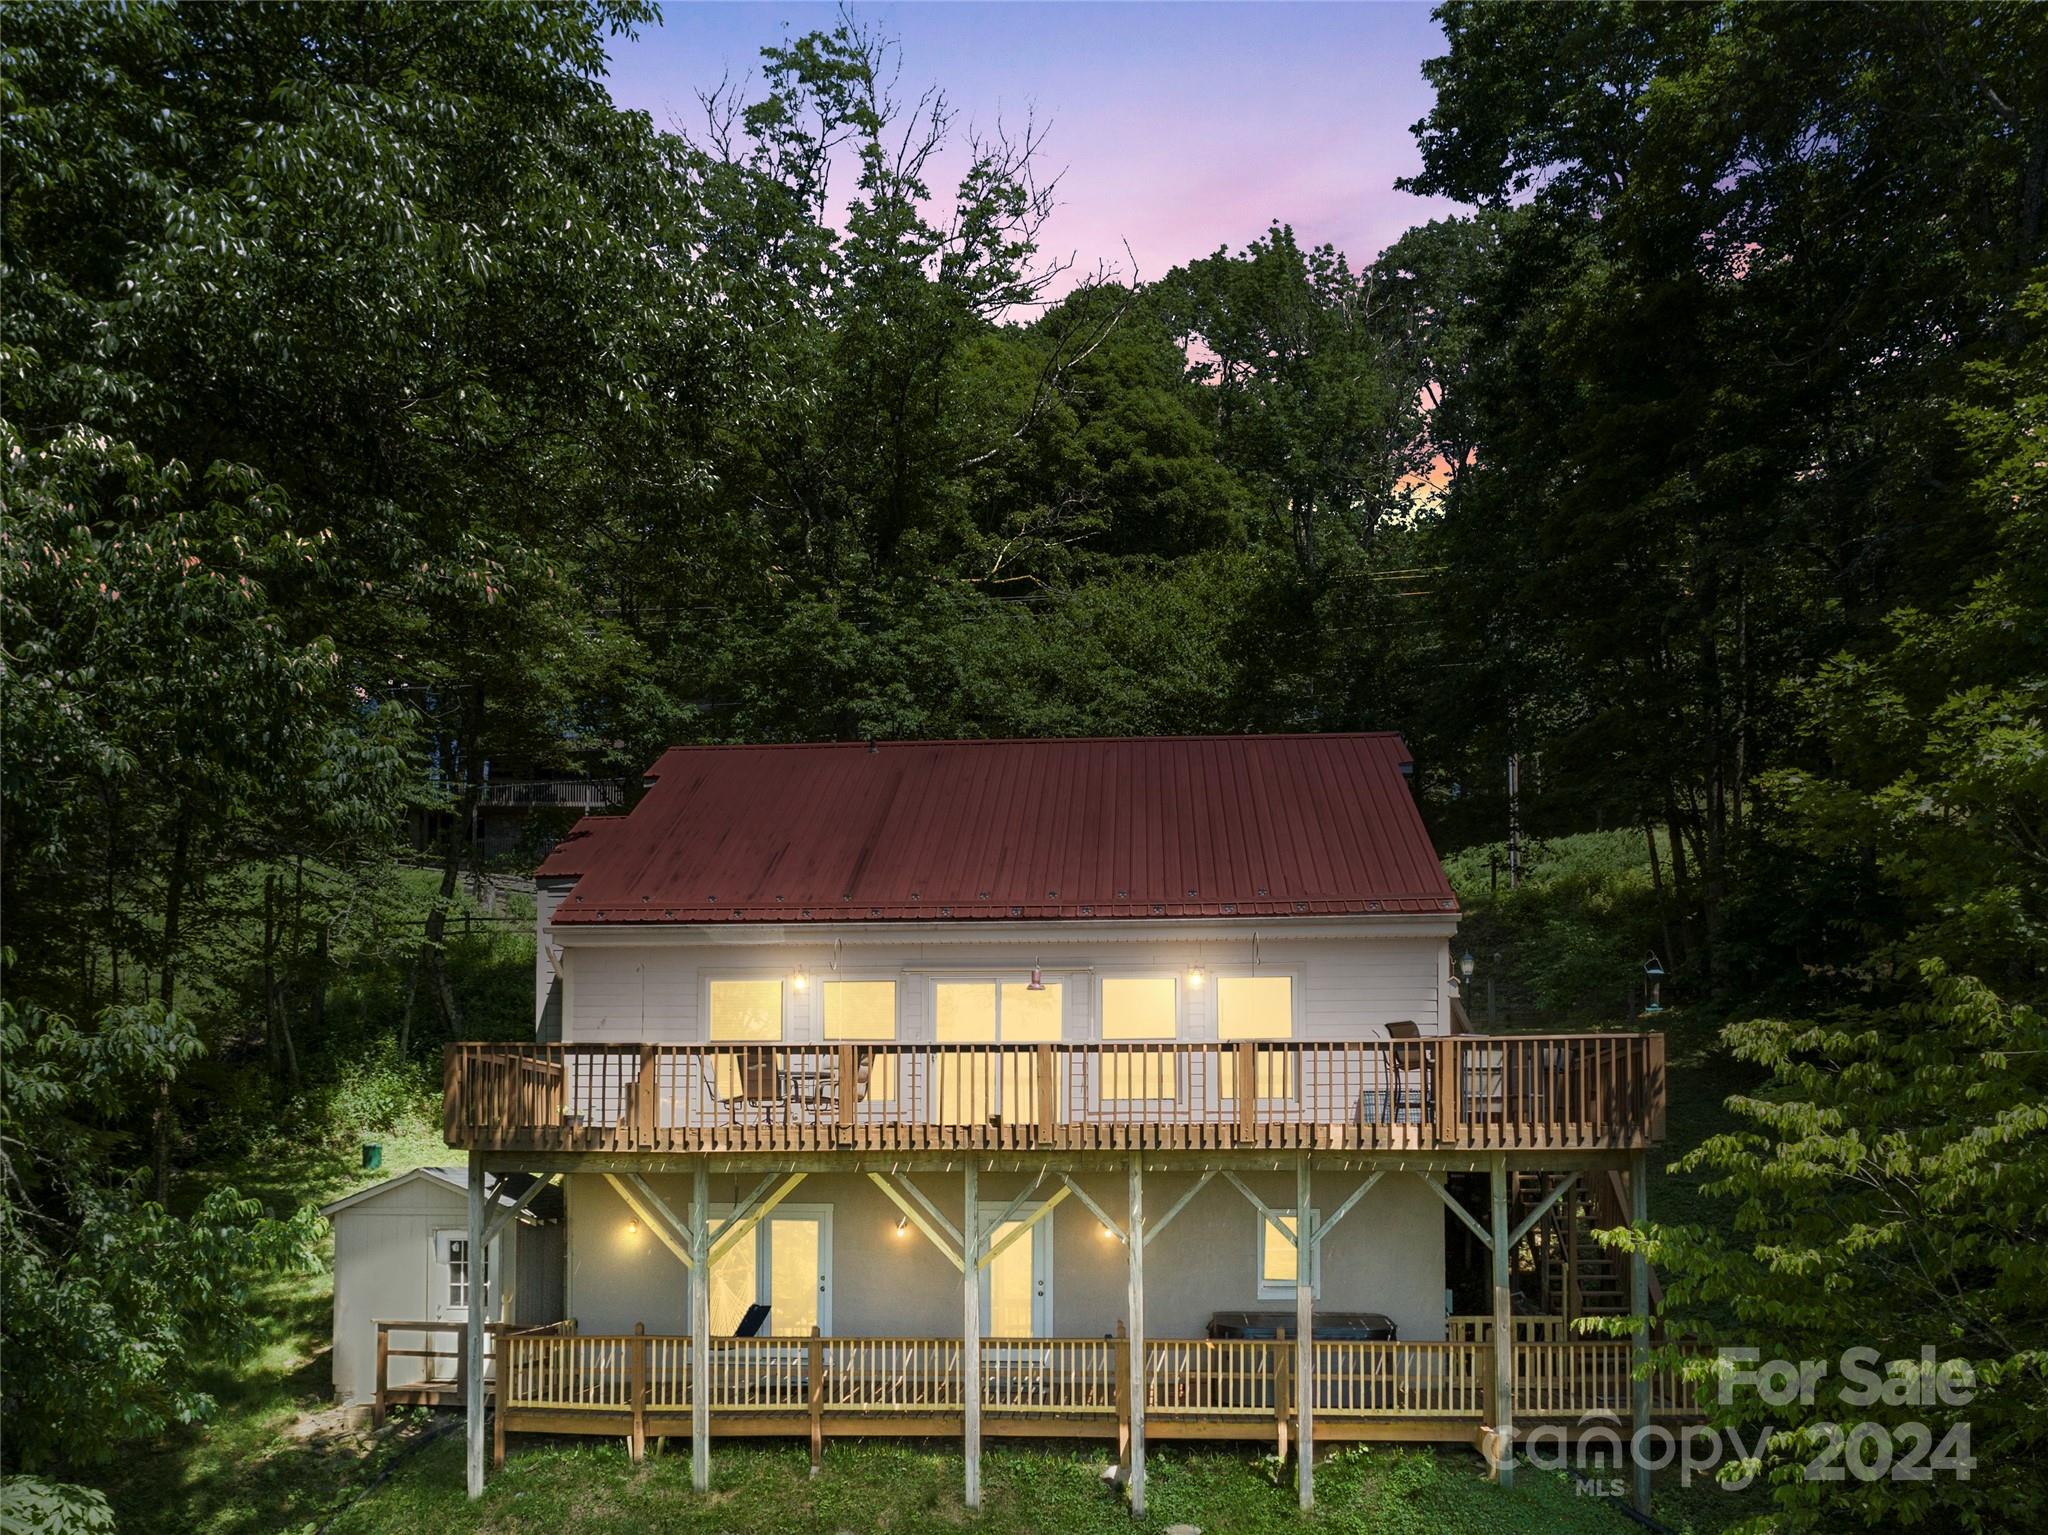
(1, 4, 2043, 1531)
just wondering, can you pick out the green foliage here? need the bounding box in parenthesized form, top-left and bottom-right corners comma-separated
(0, 1478, 116, 1535)
(0, 996, 320, 1472)
(1444, 831, 1664, 1022)
(1633, 970, 2047, 1531)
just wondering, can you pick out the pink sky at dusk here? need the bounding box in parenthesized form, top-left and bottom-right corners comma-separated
(603, 2, 1465, 287)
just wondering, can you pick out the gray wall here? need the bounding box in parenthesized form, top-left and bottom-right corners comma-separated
(564, 1170, 1445, 1343)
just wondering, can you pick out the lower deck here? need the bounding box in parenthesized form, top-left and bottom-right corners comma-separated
(387, 1323, 1700, 1463)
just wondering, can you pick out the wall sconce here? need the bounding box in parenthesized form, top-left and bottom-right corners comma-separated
(792, 966, 809, 992)
(625, 1219, 639, 1236)
(1187, 966, 1206, 988)
(1099, 1221, 1115, 1239)
(895, 1215, 910, 1236)
(1026, 965, 1046, 992)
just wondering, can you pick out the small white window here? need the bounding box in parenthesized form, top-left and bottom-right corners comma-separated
(1256, 1209, 1319, 1301)
(447, 1236, 490, 1311)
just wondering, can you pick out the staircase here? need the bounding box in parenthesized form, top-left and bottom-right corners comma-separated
(1510, 1171, 1651, 1321)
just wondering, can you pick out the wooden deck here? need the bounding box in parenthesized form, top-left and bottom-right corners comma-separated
(473, 1326, 1700, 1464)
(445, 1034, 1666, 1157)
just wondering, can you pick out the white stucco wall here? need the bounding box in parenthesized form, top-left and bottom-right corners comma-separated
(561, 1169, 1446, 1345)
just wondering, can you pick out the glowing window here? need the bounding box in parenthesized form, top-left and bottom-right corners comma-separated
(1218, 976, 1294, 1098)
(1100, 977, 1177, 1099)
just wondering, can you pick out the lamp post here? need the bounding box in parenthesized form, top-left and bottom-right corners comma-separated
(1641, 953, 1665, 1015)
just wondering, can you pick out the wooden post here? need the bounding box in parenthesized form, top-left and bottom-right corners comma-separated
(1565, 1194, 1581, 1325)
(630, 1323, 647, 1463)
(963, 1162, 981, 1508)
(1126, 1155, 1146, 1518)
(1113, 1332, 1132, 1470)
(1490, 1155, 1514, 1487)
(1036, 1043, 1056, 1145)
(465, 1157, 487, 1499)
(637, 1045, 657, 1144)
(808, 1325, 825, 1474)
(493, 1345, 507, 1469)
(1236, 1042, 1256, 1140)
(1295, 1156, 1314, 1510)
(1273, 1327, 1291, 1462)
(838, 1044, 857, 1135)
(373, 1325, 390, 1429)
(1630, 1150, 1652, 1515)
(1434, 1037, 1459, 1146)
(691, 1164, 711, 1492)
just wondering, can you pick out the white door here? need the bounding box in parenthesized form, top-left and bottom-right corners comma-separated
(430, 1228, 491, 1382)
(701, 1208, 832, 1337)
(979, 1203, 1054, 1338)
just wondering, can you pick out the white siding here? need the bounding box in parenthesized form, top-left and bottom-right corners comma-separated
(556, 927, 1450, 1045)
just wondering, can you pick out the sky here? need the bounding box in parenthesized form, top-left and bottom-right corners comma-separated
(602, 2, 1464, 287)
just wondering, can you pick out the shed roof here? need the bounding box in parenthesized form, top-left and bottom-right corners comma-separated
(318, 1167, 561, 1221)
(544, 734, 1456, 926)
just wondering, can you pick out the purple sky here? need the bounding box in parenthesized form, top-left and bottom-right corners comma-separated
(604, 2, 1463, 286)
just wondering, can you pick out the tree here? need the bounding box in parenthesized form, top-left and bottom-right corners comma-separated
(1160, 224, 1415, 577)
(0, 992, 319, 1472)
(1616, 278, 2048, 1532)
(1399, 0, 2047, 989)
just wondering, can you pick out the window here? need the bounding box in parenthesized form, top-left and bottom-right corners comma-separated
(1100, 976, 1177, 1099)
(447, 1236, 490, 1311)
(823, 980, 897, 1098)
(933, 979, 1064, 1121)
(709, 979, 783, 1042)
(708, 978, 783, 1096)
(1256, 1209, 1319, 1301)
(1218, 975, 1294, 1098)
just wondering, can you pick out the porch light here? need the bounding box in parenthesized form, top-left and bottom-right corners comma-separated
(895, 1215, 910, 1236)
(1027, 966, 1046, 991)
(626, 1219, 639, 1236)
(1187, 966, 1206, 988)
(791, 966, 809, 992)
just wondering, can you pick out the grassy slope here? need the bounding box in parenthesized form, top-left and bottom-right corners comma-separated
(107, 831, 1767, 1534)
(327, 1436, 1744, 1535)
(95, 1113, 451, 1535)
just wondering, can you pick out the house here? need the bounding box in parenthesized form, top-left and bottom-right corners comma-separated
(435, 735, 1675, 1512)
(321, 1167, 564, 1410)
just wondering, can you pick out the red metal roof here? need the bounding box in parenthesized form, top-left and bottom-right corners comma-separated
(535, 815, 627, 880)
(546, 735, 1457, 925)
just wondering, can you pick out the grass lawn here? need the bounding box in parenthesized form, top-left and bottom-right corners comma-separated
(323, 1434, 1760, 1535)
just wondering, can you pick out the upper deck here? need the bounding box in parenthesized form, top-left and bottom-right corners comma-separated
(444, 1033, 1665, 1158)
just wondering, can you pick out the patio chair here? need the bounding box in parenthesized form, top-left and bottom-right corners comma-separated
(1361, 1021, 1428, 1125)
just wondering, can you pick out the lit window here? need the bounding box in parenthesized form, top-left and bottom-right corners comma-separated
(934, 980, 1063, 1122)
(709, 979, 783, 1096)
(1101, 977, 1177, 1099)
(1218, 976, 1294, 1098)
(823, 981, 897, 1098)
(709, 979, 784, 1042)
(1257, 1209, 1318, 1300)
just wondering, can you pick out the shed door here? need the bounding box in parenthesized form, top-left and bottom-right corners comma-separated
(430, 1229, 494, 1381)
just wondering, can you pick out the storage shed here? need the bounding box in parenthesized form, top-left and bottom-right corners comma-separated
(322, 1166, 565, 1406)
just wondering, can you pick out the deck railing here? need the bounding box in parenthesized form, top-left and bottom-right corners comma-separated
(446, 1034, 1665, 1154)
(489, 1328, 1700, 1464)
